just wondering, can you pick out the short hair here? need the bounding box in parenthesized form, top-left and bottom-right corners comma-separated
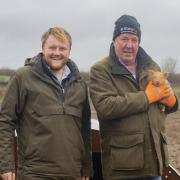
(41, 27, 72, 48)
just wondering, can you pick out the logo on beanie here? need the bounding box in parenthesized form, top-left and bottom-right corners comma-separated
(120, 27, 138, 35)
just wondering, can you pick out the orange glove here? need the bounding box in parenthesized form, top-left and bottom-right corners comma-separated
(160, 81, 176, 107)
(145, 80, 171, 104)
(160, 95, 176, 107)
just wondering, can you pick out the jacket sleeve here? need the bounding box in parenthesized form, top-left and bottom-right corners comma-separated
(81, 84, 92, 177)
(90, 63, 149, 121)
(0, 74, 26, 174)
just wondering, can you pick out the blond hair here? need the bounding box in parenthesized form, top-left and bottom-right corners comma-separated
(41, 27, 72, 48)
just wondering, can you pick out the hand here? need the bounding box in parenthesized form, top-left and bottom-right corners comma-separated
(1, 172, 15, 180)
(145, 80, 171, 104)
(82, 176, 89, 180)
(160, 94, 176, 107)
(160, 82, 176, 107)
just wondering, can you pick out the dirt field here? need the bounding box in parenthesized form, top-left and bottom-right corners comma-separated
(166, 109, 180, 172)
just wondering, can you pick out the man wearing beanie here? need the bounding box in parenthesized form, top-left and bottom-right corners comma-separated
(90, 14, 178, 180)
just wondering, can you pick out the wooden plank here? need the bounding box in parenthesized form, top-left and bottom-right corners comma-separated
(162, 164, 180, 180)
(91, 130, 101, 152)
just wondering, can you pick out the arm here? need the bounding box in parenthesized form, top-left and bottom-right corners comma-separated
(0, 74, 25, 174)
(90, 64, 149, 120)
(81, 85, 92, 178)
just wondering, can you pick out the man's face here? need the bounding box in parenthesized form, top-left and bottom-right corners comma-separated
(113, 33, 139, 65)
(42, 35, 70, 71)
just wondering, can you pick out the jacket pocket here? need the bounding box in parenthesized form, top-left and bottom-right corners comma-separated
(110, 133, 144, 170)
(161, 132, 169, 166)
(32, 104, 64, 116)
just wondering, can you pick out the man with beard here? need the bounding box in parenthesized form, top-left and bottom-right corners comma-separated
(0, 27, 91, 180)
(90, 15, 178, 180)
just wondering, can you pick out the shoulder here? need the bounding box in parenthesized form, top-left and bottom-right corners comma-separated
(9, 66, 33, 86)
(90, 57, 113, 81)
(15, 66, 32, 77)
(138, 47, 160, 70)
(91, 56, 111, 71)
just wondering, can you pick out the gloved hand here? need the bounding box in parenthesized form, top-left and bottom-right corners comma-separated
(160, 82, 176, 107)
(145, 80, 171, 104)
(160, 95, 176, 107)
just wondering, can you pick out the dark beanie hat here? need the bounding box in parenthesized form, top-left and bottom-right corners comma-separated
(113, 14, 141, 42)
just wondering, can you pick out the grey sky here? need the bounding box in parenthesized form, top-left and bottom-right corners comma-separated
(0, 0, 180, 71)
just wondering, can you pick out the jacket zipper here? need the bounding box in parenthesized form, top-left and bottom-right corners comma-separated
(56, 84, 65, 114)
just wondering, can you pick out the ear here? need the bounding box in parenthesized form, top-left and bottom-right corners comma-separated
(163, 72, 169, 79)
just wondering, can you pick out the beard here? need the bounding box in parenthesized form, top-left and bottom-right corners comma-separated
(45, 55, 69, 71)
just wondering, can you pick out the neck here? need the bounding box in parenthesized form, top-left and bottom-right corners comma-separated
(119, 58, 137, 74)
(119, 59, 136, 72)
(124, 60, 136, 66)
(53, 66, 65, 80)
(127, 63, 137, 75)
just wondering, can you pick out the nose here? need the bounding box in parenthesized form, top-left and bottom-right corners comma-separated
(54, 48, 61, 56)
(125, 40, 133, 48)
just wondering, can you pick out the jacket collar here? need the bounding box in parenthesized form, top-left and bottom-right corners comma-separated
(109, 43, 128, 75)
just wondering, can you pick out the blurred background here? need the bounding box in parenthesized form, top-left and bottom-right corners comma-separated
(0, 0, 180, 71)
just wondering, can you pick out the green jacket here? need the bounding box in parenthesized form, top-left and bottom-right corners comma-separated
(90, 45, 178, 179)
(0, 53, 92, 178)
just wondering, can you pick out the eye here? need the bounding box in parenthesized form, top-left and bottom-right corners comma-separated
(59, 47, 67, 51)
(121, 37, 128, 42)
(49, 46, 56, 50)
(132, 38, 138, 43)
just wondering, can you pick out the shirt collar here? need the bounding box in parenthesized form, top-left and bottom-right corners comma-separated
(118, 57, 137, 79)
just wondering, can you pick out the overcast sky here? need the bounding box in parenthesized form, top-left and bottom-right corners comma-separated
(0, 0, 180, 71)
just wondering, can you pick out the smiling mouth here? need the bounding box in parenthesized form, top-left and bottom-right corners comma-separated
(51, 58, 63, 61)
(124, 52, 133, 56)
(124, 51, 133, 53)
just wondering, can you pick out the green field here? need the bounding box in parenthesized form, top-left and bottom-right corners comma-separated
(174, 87, 180, 94)
(0, 76, 10, 103)
(0, 85, 7, 103)
(0, 75, 10, 83)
